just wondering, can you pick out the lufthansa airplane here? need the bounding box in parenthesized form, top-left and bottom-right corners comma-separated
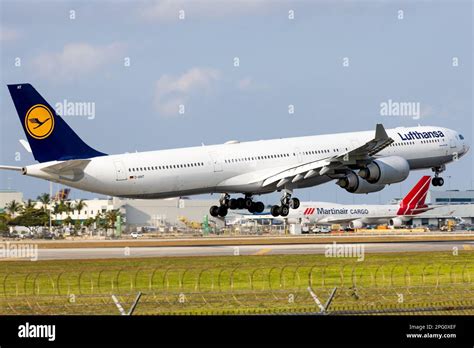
(295, 175, 435, 228)
(0, 84, 470, 218)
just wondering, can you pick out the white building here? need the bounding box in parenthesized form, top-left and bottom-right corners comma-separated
(0, 190, 23, 210)
(412, 189, 474, 226)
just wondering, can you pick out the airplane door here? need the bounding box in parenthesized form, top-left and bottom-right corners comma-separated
(450, 138, 456, 148)
(210, 153, 223, 172)
(294, 147, 302, 163)
(113, 160, 127, 181)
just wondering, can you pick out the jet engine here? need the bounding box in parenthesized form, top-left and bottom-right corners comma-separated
(389, 217, 403, 227)
(358, 156, 409, 185)
(336, 172, 385, 194)
(349, 220, 364, 229)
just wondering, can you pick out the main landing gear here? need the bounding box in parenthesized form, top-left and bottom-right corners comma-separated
(209, 193, 265, 217)
(270, 191, 300, 217)
(431, 165, 445, 187)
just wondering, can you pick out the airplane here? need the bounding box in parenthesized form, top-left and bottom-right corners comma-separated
(291, 175, 436, 228)
(0, 84, 470, 218)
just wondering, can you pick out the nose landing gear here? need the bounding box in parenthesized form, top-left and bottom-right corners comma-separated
(432, 177, 444, 187)
(431, 165, 445, 187)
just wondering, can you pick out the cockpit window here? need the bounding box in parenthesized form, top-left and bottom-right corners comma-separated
(459, 134, 465, 140)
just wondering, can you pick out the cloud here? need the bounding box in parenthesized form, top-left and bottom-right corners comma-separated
(0, 26, 21, 42)
(154, 67, 220, 117)
(138, 0, 274, 21)
(32, 42, 125, 81)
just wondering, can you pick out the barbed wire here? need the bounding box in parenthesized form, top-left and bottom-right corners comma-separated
(0, 261, 472, 314)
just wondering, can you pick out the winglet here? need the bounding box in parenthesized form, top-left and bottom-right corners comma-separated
(375, 124, 389, 141)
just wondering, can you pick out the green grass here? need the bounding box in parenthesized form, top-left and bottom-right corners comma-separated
(0, 251, 472, 315)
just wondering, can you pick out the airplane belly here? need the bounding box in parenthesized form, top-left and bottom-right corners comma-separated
(407, 154, 453, 169)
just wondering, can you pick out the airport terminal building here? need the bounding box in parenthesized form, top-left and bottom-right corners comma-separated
(411, 190, 474, 226)
(2, 188, 474, 230)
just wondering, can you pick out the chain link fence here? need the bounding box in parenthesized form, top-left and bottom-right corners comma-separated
(1, 261, 472, 314)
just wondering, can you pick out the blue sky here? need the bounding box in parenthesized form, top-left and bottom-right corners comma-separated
(0, 0, 472, 204)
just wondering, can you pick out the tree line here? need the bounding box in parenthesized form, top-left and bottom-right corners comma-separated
(0, 193, 122, 236)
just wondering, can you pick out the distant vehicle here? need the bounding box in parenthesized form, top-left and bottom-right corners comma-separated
(130, 232, 142, 239)
(42, 232, 56, 240)
(312, 226, 331, 233)
(19, 231, 34, 239)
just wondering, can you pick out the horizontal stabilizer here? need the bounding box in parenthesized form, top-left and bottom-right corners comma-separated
(41, 159, 91, 174)
(0, 165, 22, 171)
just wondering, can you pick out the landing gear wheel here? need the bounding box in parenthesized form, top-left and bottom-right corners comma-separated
(229, 198, 238, 210)
(248, 203, 256, 213)
(280, 205, 289, 217)
(271, 205, 281, 217)
(218, 205, 228, 217)
(431, 165, 446, 187)
(210, 205, 219, 217)
(289, 198, 300, 209)
(244, 198, 253, 209)
(237, 198, 245, 209)
(254, 201, 265, 213)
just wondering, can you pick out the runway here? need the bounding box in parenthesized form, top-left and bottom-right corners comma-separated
(3, 240, 473, 261)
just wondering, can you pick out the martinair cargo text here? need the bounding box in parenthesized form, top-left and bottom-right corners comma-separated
(0, 84, 469, 217)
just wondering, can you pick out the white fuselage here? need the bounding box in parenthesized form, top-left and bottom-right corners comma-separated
(23, 126, 469, 199)
(292, 201, 401, 226)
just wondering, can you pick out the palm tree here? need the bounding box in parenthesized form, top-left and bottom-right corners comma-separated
(22, 199, 36, 213)
(105, 210, 120, 229)
(74, 199, 87, 216)
(65, 201, 74, 215)
(37, 193, 50, 212)
(5, 200, 22, 218)
(94, 211, 106, 236)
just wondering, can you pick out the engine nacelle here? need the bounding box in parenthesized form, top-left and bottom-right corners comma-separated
(336, 172, 385, 194)
(349, 220, 364, 229)
(389, 217, 403, 227)
(358, 156, 409, 185)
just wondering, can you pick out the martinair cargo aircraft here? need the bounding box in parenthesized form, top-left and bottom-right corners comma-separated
(295, 175, 435, 228)
(0, 84, 470, 218)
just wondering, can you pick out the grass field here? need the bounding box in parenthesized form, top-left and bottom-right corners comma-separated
(0, 250, 473, 315)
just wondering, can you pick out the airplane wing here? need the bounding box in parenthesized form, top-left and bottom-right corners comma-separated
(216, 124, 393, 190)
(261, 124, 393, 188)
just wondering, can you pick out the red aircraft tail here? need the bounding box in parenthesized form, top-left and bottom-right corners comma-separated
(397, 176, 432, 215)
